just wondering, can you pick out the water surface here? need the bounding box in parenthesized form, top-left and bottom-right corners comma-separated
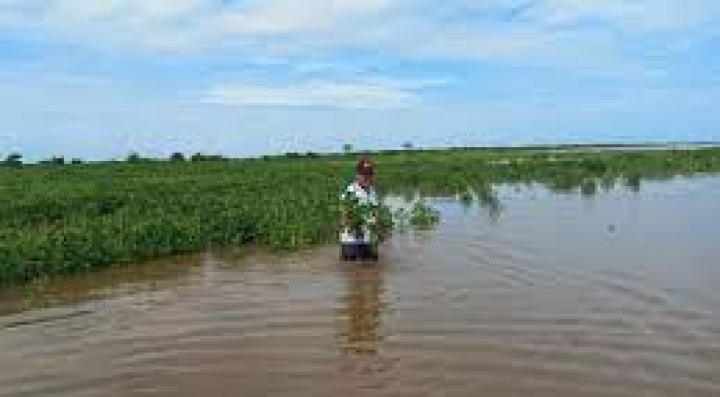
(1, 176, 719, 397)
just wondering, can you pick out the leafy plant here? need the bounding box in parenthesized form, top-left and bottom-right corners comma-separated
(340, 193, 392, 243)
(459, 190, 474, 207)
(0, 146, 719, 285)
(408, 201, 440, 230)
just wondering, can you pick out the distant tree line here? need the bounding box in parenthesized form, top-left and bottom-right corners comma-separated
(2, 152, 23, 167)
(0, 142, 417, 167)
(0, 152, 238, 167)
(126, 152, 233, 163)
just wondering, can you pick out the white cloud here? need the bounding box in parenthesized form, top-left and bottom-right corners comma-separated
(2, 1, 719, 160)
(539, 0, 720, 32)
(219, 0, 394, 35)
(0, 0, 398, 51)
(201, 76, 445, 109)
(2, 0, 718, 57)
(1, 0, 718, 103)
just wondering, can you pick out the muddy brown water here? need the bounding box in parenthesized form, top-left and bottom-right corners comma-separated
(1, 176, 720, 397)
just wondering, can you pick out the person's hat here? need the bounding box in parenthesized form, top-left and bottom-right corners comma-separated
(356, 158, 374, 176)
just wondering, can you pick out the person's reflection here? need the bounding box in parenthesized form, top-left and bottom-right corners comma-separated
(336, 264, 385, 356)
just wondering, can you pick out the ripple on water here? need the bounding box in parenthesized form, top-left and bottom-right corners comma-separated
(2, 178, 720, 397)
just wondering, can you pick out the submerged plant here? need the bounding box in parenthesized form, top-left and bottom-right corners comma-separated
(392, 207, 410, 231)
(625, 174, 642, 193)
(600, 175, 616, 192)
(409, 200, 441, 230)
(459, 190, 474, 207)
(580, 179, 598, 197)
(1, 146, 719, 285)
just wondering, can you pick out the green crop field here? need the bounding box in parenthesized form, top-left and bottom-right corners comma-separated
(2, 146, 720, 285)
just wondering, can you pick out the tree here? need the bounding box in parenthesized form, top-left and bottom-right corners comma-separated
(190, 153, 228, 162)
(403, 142, 414, 150)
(38, 156, 66, 166)
(71, 158, 83, 165)
(3, 152, 22, 167)
(342, 143, 354, 154)
(170, 152, 185, 162)
(126, 152, 142, 163)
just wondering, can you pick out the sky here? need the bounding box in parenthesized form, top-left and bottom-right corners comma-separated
(1, 0, 720, 161)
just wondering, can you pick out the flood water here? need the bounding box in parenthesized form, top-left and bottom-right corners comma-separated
(1, 176, 720, 397)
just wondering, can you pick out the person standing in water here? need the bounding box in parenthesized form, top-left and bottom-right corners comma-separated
(340, 158, 380, 261)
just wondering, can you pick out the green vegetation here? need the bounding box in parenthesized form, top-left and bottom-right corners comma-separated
(459, 190, 474, 207)
(340, 193, 393, 243)
(170, 152, 186, 162)
(39, 156, 66, 166)
(373, 147, 720, 195)
(2, 153, 22, 167)
(1, 146, 720, 285)
(0, 160, 346, 285)
(408, 201, 441, 230)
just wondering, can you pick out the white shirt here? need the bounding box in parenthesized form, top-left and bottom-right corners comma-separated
(340, 182, 379, 244)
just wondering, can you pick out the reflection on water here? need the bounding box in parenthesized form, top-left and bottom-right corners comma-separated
(337, 264, 384, 356)
(625, 174, 643, 193)
(477, 187, 503, 222)
(387, 174, 651, 225)
(1, 175, 720, 397)
(0, 255, 200, 316)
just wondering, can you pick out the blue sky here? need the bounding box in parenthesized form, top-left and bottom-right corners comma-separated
(1, 0, 720, 161)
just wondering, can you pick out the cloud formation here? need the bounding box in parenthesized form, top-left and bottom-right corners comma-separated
(202, 76, 448, 109)
(1, 1, 719, 159)
(3, 0, 718, 56)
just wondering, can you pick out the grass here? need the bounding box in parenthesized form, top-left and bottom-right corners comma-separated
(1, 146, 720, 285)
